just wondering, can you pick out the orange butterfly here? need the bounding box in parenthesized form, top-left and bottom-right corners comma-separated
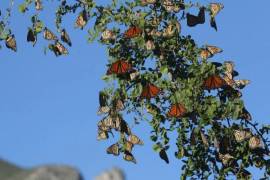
(167, 103, 186, 118)
(140, 83, 160, 99)
(203, 75, 225, 90)
(124, 26, 142, 38)
(107, 60, 133, 75)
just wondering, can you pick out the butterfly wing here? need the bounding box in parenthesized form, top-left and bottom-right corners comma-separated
(55, 41, 68, 55)
(6, 35, 17, 52)
(61, 29, 72, 46)
(27, 28, 37, 46)
(106, 143, 120, 156)
(44, 28, 57, 40)
(128, 134, 144, 145)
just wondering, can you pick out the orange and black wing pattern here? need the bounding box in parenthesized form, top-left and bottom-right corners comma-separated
(140, 83, 160, 99)
(167, 103, 186, 118)
(124, 26, 142, 38)
(204, 75, 225, 90)
(107, 60, 132, 75)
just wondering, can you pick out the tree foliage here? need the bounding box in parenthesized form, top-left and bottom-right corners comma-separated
(1, 0, 270, 179)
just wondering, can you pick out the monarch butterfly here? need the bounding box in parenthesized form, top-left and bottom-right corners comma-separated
(203, 75, 225, 90)
(125, 141, 134, 152)
(97, 130, 108, 140)
(209, 3, 224, 17)
(167, 103, 186, 118)
(111, 99, 125, 112)
(75, 11, 88, 29)
(200, 131, 209, 147)
(123, 151, 136, 164)
(124, 26, 142, 38)
(200, 45, 222, 59)
(101, 29, 115, 41)
(97, 106, 110, 115)
(233, 130, 252, 143)
(35, 0, 43, 11)
(249, 136, 261, 149)
(141, 0, 156, 6)
(107, 60, 133, 75)
(163, 22, 181, 37)
(61, 29, 72, 46)
(234, 80, 250, 89)
(187, 7, 205, 27)
(224, 61, 234, 79)
(27, 28, 37, 46)
(6, 35, 17, 52)
(98, 116, 115, 130)
(238, 107, 252, 121)
(55, 41, 68, 55)
(99, 91, 108, 106)
(140, 83, 160, 99)
(128, 134, 144, 145)
(43, 27, 57, 40)
(218, 153, 234, 166)
(159, 148, 169, 164)
(106, 143, 119, 156)
(209, 3, 224, 31)
(210, 16, 218, 31)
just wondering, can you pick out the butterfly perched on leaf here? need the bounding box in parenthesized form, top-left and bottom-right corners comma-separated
(128, 134, 144, 145)
(5, 34, 17, 52)
(124, 26, 142, 38)
(233, 129, 252, 143)
(187, 7, 205, 27)
(140, 83, 160, 99)
(123, 151, 136, 164)
(200, 45, 222, 59)
(61, 29, 72, 46)
(203, 75, 225, 90)
(249, 136, 262, 149)
(107, 60, 133, 75)
(106, 143, 120, 156)
(167, 103, 186, 118)
(35, 0, 43, 11)
(27, 28, 37, 46)
(75, 10, 88, 29)
(43, 27, 57, 40)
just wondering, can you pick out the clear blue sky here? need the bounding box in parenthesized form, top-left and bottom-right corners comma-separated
(0, 1, 270, 179)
